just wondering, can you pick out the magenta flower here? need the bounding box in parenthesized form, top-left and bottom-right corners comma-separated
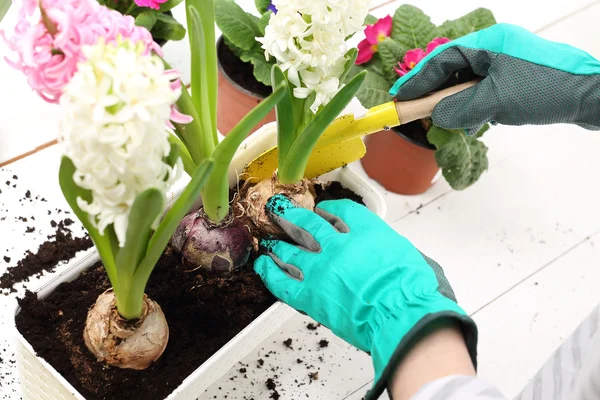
(134, 0, 168, 10)
(395, 48, 426, 76)
(426, 37, 451, 54)
(1, 0, 160, 103)
(395, 37, 451, 76)
(356, 15, 392, 65)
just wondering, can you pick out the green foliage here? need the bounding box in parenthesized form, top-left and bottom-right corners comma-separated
(378, 38, 409, 82)
(427, 125, 489, 190)
(391, 5, 436, 49)
(215, 0, 276, 87)
(438, 9, 497, 40)
(152, 13, 186, 41)
(0, 0, 11, 23)
(276, 47, 367, 184)
(135, 10, 159, 31)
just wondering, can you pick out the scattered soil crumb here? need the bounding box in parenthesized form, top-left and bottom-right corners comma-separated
(306, 323, 319, 331)
(319, 339, 329, 348)
(283, 338, 293, 349)
(309, 371, 319, 382)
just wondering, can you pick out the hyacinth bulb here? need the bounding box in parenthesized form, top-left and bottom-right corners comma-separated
(171, 210, 253, 273)
(83, 291, 168, 370)
(236, 175, 316, 239)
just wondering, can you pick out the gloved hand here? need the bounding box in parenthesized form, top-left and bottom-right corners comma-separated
(254, 194, 477, 399)
(390, 23, 600, 135)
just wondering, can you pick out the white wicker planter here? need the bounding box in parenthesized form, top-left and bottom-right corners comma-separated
(14, 122, 387, 400)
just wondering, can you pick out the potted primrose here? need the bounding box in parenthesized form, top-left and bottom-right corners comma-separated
(350, 5, 496, 195)
(6, 0, 385, 399)
(214, 0, 277, 136)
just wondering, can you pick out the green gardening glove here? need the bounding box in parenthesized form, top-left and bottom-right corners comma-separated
(390, 23, 600, 135)
(254, 194, 477, 399)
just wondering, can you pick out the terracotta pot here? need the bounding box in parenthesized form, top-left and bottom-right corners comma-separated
(217, 37, 276, 136)
(361, 127, 440, 195)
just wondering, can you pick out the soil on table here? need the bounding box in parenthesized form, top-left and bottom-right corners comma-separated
(16, 181, 363, 400)
(218, 39, 271, 98)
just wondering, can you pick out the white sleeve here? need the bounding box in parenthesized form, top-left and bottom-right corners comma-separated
(410, 375, 507, 400)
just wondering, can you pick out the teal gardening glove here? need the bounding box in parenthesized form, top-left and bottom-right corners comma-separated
(391, 23, 600, 135)
(254, 195, 477, 399)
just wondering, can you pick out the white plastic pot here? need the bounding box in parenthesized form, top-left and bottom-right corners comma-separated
(13, 122, 386, 400)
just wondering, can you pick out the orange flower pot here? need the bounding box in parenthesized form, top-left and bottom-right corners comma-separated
(360, 127, 440, 195)
(217, 37, 276, 136)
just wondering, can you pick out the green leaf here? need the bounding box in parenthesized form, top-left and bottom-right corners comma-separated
(272, 66, 295, 170)
(215, 0, 262, 51)
(114, 189, 164, 319)
(258, 10, 272, 35)
(364, 13, 378, 26)
(255, 0, 271, 13)
(58, 157, 118, 290)
(391, 5, 436, 49)
(202, 83, 286, 222)
(378, 38, 409, 82)
(339, 48, 359, 86)
(135, 10, 159, 31)
(354, 67, 394, 108)
(168, 134, 196, 176)
(238, 48, 272, 86)
(280, 71, 367, 184)
(438, 8, 496, 40)
(159, 0, 184, 11)
(131, 159, 214, 304)
(0, 0, 11, 23)
(427, 126, 489, 190)
(187, 4, 217, 157)
(152, 13, 186, 40)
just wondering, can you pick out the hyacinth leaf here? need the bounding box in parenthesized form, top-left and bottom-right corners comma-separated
(132, 159, 214, 299)
(438, 8, 496, 40)
(255, 0, 271, 14)
(187, 4, 217, 155)
(391, 5, 436, 49)
(58, 157, 118, 291)
(115, 188, 164, 319)
(378, 38, 409, 82)
(215, 0, 262, 51)
(279, 71, 367, 184)
(272, 66, 295, 171)
(152, 13, 186, 40)
(134, 10, 158, 31)
(0, 0, 10, 22)
(427, 126, 489, 190)
(159, 0, 184, 11)
(170, 80, 206, 165)
(339, 48, 359, 86)
(202, 83, 286, 223)
(167, 134, 196, 176)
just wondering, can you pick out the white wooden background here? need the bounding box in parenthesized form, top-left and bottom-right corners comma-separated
(2, 0, 600, 399)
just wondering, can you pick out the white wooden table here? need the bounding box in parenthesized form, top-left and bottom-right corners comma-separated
(2, 0, 600, 399)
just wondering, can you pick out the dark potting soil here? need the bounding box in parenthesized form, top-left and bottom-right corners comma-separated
(16, 251, 276, 400)
(0, 219, 92, 292)
(15, 181, 362, 400)
(393, 119, 435, 150)
(314, 181, 364, 206)
(218, 39, 271, 98)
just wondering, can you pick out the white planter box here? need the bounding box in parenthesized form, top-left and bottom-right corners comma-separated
(13, 122, 386, 400)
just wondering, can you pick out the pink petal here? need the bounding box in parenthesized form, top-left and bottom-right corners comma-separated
(355, 38, 375, 65)
(403, 48, 426, 66)
(426, 37, 451, 54)
(364, 15, 392, 44)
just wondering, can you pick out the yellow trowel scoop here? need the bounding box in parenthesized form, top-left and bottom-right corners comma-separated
(242, 80, 477, 181)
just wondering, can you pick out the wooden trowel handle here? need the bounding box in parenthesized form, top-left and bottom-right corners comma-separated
(395, 79, 479, 124)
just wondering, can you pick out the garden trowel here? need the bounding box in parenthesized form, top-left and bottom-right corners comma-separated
(241, 80, 478, 181)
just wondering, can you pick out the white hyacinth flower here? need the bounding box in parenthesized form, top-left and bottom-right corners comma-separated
(258, 0, 370, 112)
(59, 39, 182, 247)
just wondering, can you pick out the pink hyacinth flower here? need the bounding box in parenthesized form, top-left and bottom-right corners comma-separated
(426, 37, 451, 54)
(355, 15, 392, 65)
(134, 0, 168, 10)
(395, 48, 426, 76)
(1, 0, 161, 103)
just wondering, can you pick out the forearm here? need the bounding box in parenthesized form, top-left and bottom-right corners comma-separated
(389, 319, 476, 400)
